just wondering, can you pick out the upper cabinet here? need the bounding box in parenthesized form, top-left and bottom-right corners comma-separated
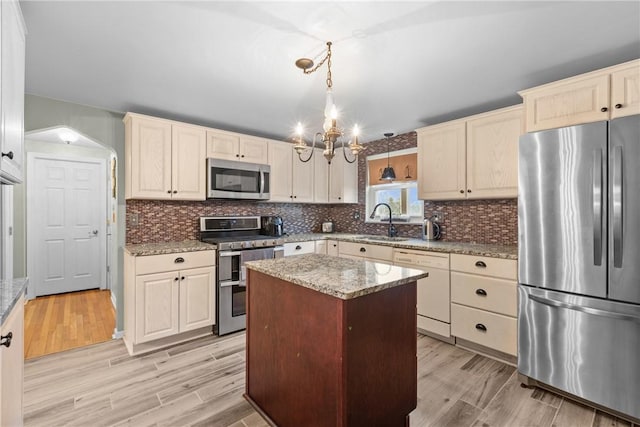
(329, 151, 358, 204)
(125, 113, 206, 200)
(313, 148, 329, 203)
(206, 131, 268, 164)
(519, 59, 640, 132)
(417, 105, 522, 201)
(0, 0, 26, 184)
(268, 141, 315, 203)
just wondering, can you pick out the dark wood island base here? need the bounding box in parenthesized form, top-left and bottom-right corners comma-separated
(245, 269, 417, 427)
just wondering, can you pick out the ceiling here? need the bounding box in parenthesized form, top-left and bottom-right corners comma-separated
(21, 1, 640, 143)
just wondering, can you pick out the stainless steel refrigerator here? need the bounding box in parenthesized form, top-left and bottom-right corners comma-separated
(518, 114, 640, 421)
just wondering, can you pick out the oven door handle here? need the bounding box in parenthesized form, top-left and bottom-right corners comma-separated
(239, 266, 247, 287)
(219, 280, 240, 288)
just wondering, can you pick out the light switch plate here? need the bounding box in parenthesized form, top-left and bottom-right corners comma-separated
(129, 213, 139, 227)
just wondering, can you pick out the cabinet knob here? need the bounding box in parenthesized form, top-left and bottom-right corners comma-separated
(475, 323, 487, 332)
(0, 332, 12, 347)
(1, 151, 14, 160)
(172, 190, 177, 194)
(167, 190, 171, 194)
(359, 247, 366, 252)
(475, 260, 487, 268)
(174, 277, 179, 281)
(236, 154, 240, 157)
(601, 107, 608, 112)
(615, 103, 623, 109)
(459, 190, 464, 194)
(174, 257, 185, 263)
(338, 197, 341, 200)
(467, 189, 472, 193)
(241, 155, 245, 158)
(475, 288, 487, 296)
(181, 276, 185, 281)
(293, 195, 297, 199)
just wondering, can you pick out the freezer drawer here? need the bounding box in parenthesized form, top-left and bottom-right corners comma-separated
(518, 286, 640, 420)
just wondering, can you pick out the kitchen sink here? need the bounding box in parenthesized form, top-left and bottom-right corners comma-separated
(358, 236, 410, 242)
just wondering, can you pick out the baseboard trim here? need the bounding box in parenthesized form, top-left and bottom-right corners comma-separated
(112, 329, 124, 339)
(455, 337, 517, 366)
(110, 290, 117, 311)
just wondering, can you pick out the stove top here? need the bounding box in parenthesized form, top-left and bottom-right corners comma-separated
(199, 215, 284, 251)
(202, 235, 284, 251)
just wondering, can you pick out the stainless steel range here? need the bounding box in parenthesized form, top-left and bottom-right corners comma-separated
(200, 216, 284, 336)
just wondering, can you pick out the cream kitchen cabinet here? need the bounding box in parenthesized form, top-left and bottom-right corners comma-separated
(268, 141, 314, 203)
(124, 250, 215, 355)
(329, 151, 358, 203)
(0, 294, 24, 427)
(315, 240, 327, 254)
(206, 131, 269, 164)
(450, 254, 518, 358)
(313, 148, 329, 203)
(0, 0, 26, 184)
(124, 113, 207, 200)
(519, 59, 640, 132)
(393, 249, 451, 340)
(326, 239, 339, 256)
(284, 241, 316, 256)
(338, 241, 393, 262)
(417, 105, 522, 200)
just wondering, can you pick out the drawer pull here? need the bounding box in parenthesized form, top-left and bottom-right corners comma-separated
(475, 323, 487, 332)
(174, 257, 185, 263)
(0, 332, 12, 348)
(475, 288, 487, 296)
(359, 247, 366, 252)
(174, 277, 179, 281)
(475, 261, 487, 268)
(295, 245, 302, 250)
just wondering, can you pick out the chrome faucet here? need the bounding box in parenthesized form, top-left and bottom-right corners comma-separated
(369, 203, 398, 238)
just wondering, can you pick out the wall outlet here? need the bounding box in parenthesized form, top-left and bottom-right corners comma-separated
(129, 213, 139, 227)
(432, 211, 443, 223)
(353, 211, 360, 220)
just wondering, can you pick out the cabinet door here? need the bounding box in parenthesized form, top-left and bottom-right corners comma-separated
(0, 0, 26, 184)
(179, 266, 215, 332)
(292, 151, 314, 203)
(240, 137, 269, 164)
(521, 73, 610, 132)
(466, 106, 521, 199)
(313, 148, 329, 203)
(171, 124, 207, 200)
(315, 240, 327, 254)
(611, 61, 640, 119)
(268, 141, 293, 202)
(206, 131, 240, 161)
(0, 295, 23, 426)
(326, 240, 339, 257)
(135, 271, 180, 343)
(127, 116, 173, 199)
(417, 121, 466, 200)
(329, 152, 358, 203)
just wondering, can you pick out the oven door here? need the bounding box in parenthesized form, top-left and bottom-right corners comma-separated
(207, 158, 270, 200)
(217, 247, 275, 335)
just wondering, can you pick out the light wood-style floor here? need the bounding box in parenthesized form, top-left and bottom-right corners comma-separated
(24, 289, 116, 359)
(23, 332, 637, 427)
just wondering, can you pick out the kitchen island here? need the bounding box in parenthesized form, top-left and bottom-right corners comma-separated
(244, 254, 429, 427)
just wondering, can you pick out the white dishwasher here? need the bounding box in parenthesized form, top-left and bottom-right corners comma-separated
(393, 248, 452, 340)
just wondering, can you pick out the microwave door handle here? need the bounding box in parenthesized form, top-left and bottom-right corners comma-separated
(259, 168, 265, 198)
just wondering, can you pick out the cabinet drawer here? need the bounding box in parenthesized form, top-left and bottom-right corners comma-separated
(338, 241, 393, 262)
(284, 241, 316, 256)
(136, 250, 216, 275)
(450, 254, 516, 280)
(451, 303, 517, 356)
(451, 272, 517, 317)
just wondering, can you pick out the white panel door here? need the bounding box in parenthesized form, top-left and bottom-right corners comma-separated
(28, 154, 106, 297)
(179, 266, 215, 332)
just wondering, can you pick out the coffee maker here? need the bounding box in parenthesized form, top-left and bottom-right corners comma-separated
(260, 216, 284, 237)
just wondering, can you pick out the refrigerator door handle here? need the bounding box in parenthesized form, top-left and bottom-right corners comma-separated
(592, 149, 603, 266)
(528, 294, 640, 323)
(612, 145, 623, 268)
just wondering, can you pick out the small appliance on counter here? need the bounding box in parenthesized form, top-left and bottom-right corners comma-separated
(321, 220, 335, 233)
(260, 215, 283, 237)
(423, 216, 441, 240)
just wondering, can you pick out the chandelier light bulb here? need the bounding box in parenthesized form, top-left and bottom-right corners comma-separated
(295, 122, 304, 136)
(352, 124, 360, 136)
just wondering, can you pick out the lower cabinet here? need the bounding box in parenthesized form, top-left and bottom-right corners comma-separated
(449, 254, 518, 358)
(326, 239, 339, 256)
(124, 250, 216, 355)
(283, 241, 316, 256)
(314, 240, 327, 254)
(337, 241, 393, 262)
(0, 294, 24, 427)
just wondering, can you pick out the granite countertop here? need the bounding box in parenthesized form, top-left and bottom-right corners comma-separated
(282, 233, 517, 260)
(246, 254, 429, 300)
(124, 240, 216, 256)
(1, 277, 29, 325)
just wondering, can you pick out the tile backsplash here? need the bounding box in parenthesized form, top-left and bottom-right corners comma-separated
(126, 132, 517, 246)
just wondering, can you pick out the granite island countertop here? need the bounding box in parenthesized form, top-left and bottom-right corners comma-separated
(124, 240, 216, 256)
(282, 233, 517, 259)
(245, 253, 429, 300)
(1, 277, 29, 325)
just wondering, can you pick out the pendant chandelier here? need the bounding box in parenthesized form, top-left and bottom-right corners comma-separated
(292, 41, 365, 164)
(381, 132, 396, 181)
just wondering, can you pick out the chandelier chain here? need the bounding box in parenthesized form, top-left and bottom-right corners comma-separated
(303, 42, 333, 89)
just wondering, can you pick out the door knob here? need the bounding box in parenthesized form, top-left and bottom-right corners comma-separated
(1, 151, 13, 160)
(89, 230, 98, 236)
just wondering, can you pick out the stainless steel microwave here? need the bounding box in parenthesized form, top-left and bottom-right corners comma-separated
(207, 158, 270, 200)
